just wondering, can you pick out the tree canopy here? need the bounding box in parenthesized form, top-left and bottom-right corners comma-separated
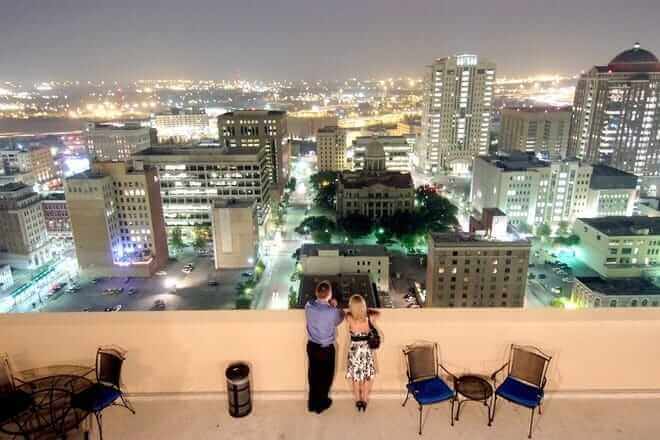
(338, 213, 373, 240)
(309, 171, 339, 210)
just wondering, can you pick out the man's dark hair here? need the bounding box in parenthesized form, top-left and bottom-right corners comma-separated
(315, 281, 332, 300)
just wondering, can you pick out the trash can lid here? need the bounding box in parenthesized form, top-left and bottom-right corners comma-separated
(226, 362, 250, 381)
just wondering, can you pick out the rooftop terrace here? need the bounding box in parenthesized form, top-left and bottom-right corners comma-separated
(2, 309, 660, 439)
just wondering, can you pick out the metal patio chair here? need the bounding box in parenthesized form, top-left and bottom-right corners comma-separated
(71, 346, 135, 440)
(402, 341, 456, 435)
(490, 344, 552, 438)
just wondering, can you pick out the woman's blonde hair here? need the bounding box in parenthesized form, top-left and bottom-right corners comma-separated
(348, 294, 367, 321)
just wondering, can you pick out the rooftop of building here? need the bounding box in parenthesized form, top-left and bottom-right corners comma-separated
(339, 170, 414, 190)
(589, 164, 638, 190)
(429, 231, 529, 247)
(610, 43, 658, 64)
(502, 105, 572, 113)
(0, 182, 30, 193)
(317, 126, 341, 133)
(133, 145, 261, 157)
(219, 109, 286, 118)
(592, 43, 660, 73)
(300, 243, 388, 258)
(41, 192, 66, 201)
(155, 107, 206, 116)
(477, 152, 551, 171)
(88, 122, 148, 131)
(577, 276, 660, 297)
(298, 273, 379, 308)
(577, 216, 660, 236)
(6, 309, 660, 439)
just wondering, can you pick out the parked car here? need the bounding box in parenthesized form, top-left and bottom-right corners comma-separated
(538, 274, 547, 279)
(128, 288, 137, 295)
(155, 271, 167, 276)
(114, 304, 123, 311)
(208, 280, 218, 286)
(242, 272, 253, 277)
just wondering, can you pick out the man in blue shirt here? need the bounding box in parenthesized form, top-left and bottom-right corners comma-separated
(305, 280, 344, 413)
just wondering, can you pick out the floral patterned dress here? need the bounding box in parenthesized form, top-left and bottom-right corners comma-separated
(346, 330, 376, 382)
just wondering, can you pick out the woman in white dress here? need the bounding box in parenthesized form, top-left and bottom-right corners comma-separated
(345, 294, 377, 412)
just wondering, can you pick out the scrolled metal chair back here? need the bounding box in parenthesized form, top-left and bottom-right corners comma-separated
(403, 342, 438, 382)
(509, 345, 551, 388)
(97, 347, 126, 389)
(0, 353, 15, 395)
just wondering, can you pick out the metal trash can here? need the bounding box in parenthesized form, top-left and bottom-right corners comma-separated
(225, 362, 251, 417)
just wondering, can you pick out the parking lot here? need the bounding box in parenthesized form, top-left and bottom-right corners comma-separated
(40, 250, 247, 312)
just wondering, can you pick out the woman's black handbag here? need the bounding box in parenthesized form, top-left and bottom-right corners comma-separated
(367, 317, 381, 350)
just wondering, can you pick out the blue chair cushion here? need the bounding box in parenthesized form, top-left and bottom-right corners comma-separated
(495, 377, 543, 409)
(0, 390, 33, 423)
(407, 377, 455, 405)
(72, 383, 121, 412)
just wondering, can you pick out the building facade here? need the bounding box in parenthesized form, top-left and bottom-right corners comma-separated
(471, 152, 636, 231)
(218, 110, 288, 186)
(426, 232, 530, 308)
(336, 141, 415, 219)
(210, 200, 258, 269)
(0, 183, 51, 269)
(573, 216, 660, 279)
(65, 162, 168, 277)
(0, 146, 58, 188)
(41, 192, 71, 238)
(316, 126, 347, 171)
(0, 264, 13, 290)
(500, 106, 571, 160)
(351, 135, 413, 172)
(152, 108, 211, 143)
(299, 244, 389, 292)
(85, 122, 152, 162)
(133, 145, 271, 228)
(418, 54, 496, 175)
(572, 276, 660, 308)
(567, 43, 660, 176)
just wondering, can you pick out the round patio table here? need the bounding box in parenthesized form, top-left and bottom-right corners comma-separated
(453, 374, 494, 426)
(0, 365, 94, 439)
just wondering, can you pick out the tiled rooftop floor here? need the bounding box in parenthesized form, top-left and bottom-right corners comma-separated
(100, 395, 660, 439)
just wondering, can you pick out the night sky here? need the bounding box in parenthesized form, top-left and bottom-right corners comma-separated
(1, 0, 658, 81)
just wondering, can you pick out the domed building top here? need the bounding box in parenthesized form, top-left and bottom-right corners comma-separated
(365, 140, 385, 158)
(364, 140, 386, 172)
(609, 43, 658, 65)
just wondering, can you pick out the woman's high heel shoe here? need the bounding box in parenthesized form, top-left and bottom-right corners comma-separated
(355, 401, 362, 411)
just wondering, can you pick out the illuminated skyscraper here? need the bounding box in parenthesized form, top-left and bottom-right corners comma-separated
(568, 43, 660, 176)
(65, 162, 168, 277)
(218, 110, 288, 186)
(418, 54, 496, 175)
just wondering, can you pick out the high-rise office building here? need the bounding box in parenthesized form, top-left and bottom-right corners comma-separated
(500, 106, 571, 160)
(210, 200, 258, 269)
(471, 152, 637, 231)
(41, 192, 71, 238)
(568, 43, 660, 176)
(426, 231, 530, 308)
(418, 54, 496, 175)
(133, 145, 271, 228)
(152, 108, 211, 143)
(0, 146, 58, 188)
(85, 122, 152, 162)
(65, 162, 168, 277)
(218, 110, 288, 186)
(350, 135, 413, 172)
(0, 183, 51, 269)
(316, 126, 347, 171)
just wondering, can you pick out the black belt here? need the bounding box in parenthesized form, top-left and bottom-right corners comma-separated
(308, 340, 333, 348)
(351, 335, 369, 342)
